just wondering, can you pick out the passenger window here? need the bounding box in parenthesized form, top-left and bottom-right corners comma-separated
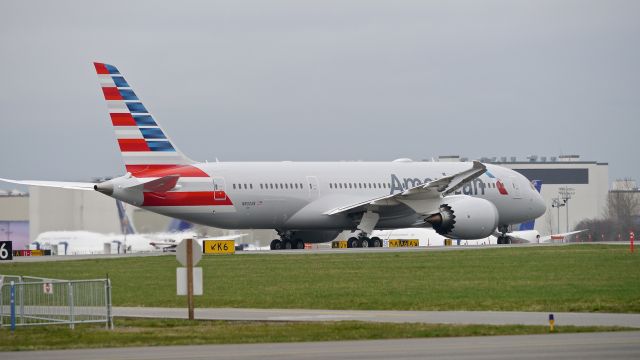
(280, 183, 284, 189)
(250, 184, 253, 189)
(290, 183, 293, 189)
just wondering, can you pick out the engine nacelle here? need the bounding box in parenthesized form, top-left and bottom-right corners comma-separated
(425, 195, 499, 239)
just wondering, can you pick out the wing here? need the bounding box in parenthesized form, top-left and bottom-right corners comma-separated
(0, 178, 97, 191)
(325, 161, 487, 216)
(542, 229, 589, 242)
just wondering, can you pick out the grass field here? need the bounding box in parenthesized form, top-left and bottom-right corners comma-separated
(1, 244, 639, 313)
(0, 318, 630, 351)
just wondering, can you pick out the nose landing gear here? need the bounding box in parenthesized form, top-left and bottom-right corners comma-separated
(496, 225, 511, 244)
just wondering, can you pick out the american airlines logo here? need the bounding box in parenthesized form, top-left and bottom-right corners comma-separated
(389, 174, 496, 196)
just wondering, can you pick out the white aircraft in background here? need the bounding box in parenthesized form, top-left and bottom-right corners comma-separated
(31, 200, 199, 254)
(2, 62, 546, 250)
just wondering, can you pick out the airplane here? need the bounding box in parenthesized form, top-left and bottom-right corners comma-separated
(31, 199, 245, 254)
(1, 62, 547, 250)
(30, 200, 199, 254)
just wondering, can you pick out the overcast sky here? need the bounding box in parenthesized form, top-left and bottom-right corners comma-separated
(1, 0, 638, 186)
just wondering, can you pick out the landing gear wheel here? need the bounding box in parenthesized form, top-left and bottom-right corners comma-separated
(294, 239, 305, 249)
(497, 236, 511, 245)
(270, 239, 282, 250)
(283, 240, 293, 249)
(371, 237, 382, 247)
(361, 237, 370, 248)
(347, 237, 359, 248)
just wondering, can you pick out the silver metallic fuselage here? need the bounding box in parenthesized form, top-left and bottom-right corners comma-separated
(140, 161, 546, 232)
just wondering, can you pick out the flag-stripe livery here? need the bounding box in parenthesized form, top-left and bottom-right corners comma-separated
(94, 62, 234, 209)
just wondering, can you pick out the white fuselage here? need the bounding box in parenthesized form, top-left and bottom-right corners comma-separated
(132, 161, 545, 233)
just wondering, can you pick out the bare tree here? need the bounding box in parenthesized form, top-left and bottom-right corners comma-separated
(606, 187, 640, 234)
(574, 179, 639, 242)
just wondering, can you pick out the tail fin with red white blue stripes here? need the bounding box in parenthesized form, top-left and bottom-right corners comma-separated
(94, 62, 205, 178)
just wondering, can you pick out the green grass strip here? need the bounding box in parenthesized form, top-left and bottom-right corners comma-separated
(0, 318, 633, 351)
(2, 244, 639, 312)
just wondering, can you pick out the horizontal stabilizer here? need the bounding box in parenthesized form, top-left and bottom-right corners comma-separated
(0, 178, 96, 191)
(140, 175, 180, 192)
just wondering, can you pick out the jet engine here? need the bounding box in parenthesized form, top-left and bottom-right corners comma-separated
(425, 195, 499, 239)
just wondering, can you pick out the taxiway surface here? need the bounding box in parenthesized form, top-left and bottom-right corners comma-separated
(3, 331, 639, 360)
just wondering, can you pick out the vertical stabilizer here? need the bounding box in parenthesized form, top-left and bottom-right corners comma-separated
(116, 200, 136, 235)
(94, 62, 201, 177)
(167, 218, 194, 233)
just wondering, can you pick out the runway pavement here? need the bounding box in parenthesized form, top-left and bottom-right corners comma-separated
(3, 331, 639, 359)
(113, 307, 640, 328)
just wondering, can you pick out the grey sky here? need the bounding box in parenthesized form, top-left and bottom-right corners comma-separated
(1, 0, 638, 185)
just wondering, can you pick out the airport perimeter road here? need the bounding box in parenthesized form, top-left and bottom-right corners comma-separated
(3, 332, 639, 360)
(114, 307, 640, 328)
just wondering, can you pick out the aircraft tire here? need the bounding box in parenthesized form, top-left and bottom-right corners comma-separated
(283, 240, 293, 249)
(361, 237, 370, 248)
(294, 239, 305, 249)
(371, 237, 382, 247)
(347, 237, 358, 248)
(270, 239, 282, 250)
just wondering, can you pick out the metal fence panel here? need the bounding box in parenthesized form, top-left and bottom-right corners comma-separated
(0, 275, 113, 329)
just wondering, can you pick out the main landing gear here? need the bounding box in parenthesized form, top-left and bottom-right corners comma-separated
(270, 238, 305, 250)
(347, 210, 382, 248)
(270, 230, 305, 250)
(347, 235, 383, 248)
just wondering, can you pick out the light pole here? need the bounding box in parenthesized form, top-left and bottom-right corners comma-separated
(551, 198, 565, 236)
(558, 187, 575, 233)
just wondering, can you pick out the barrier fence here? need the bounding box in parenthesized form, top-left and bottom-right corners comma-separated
(0, 275, 113, 330)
